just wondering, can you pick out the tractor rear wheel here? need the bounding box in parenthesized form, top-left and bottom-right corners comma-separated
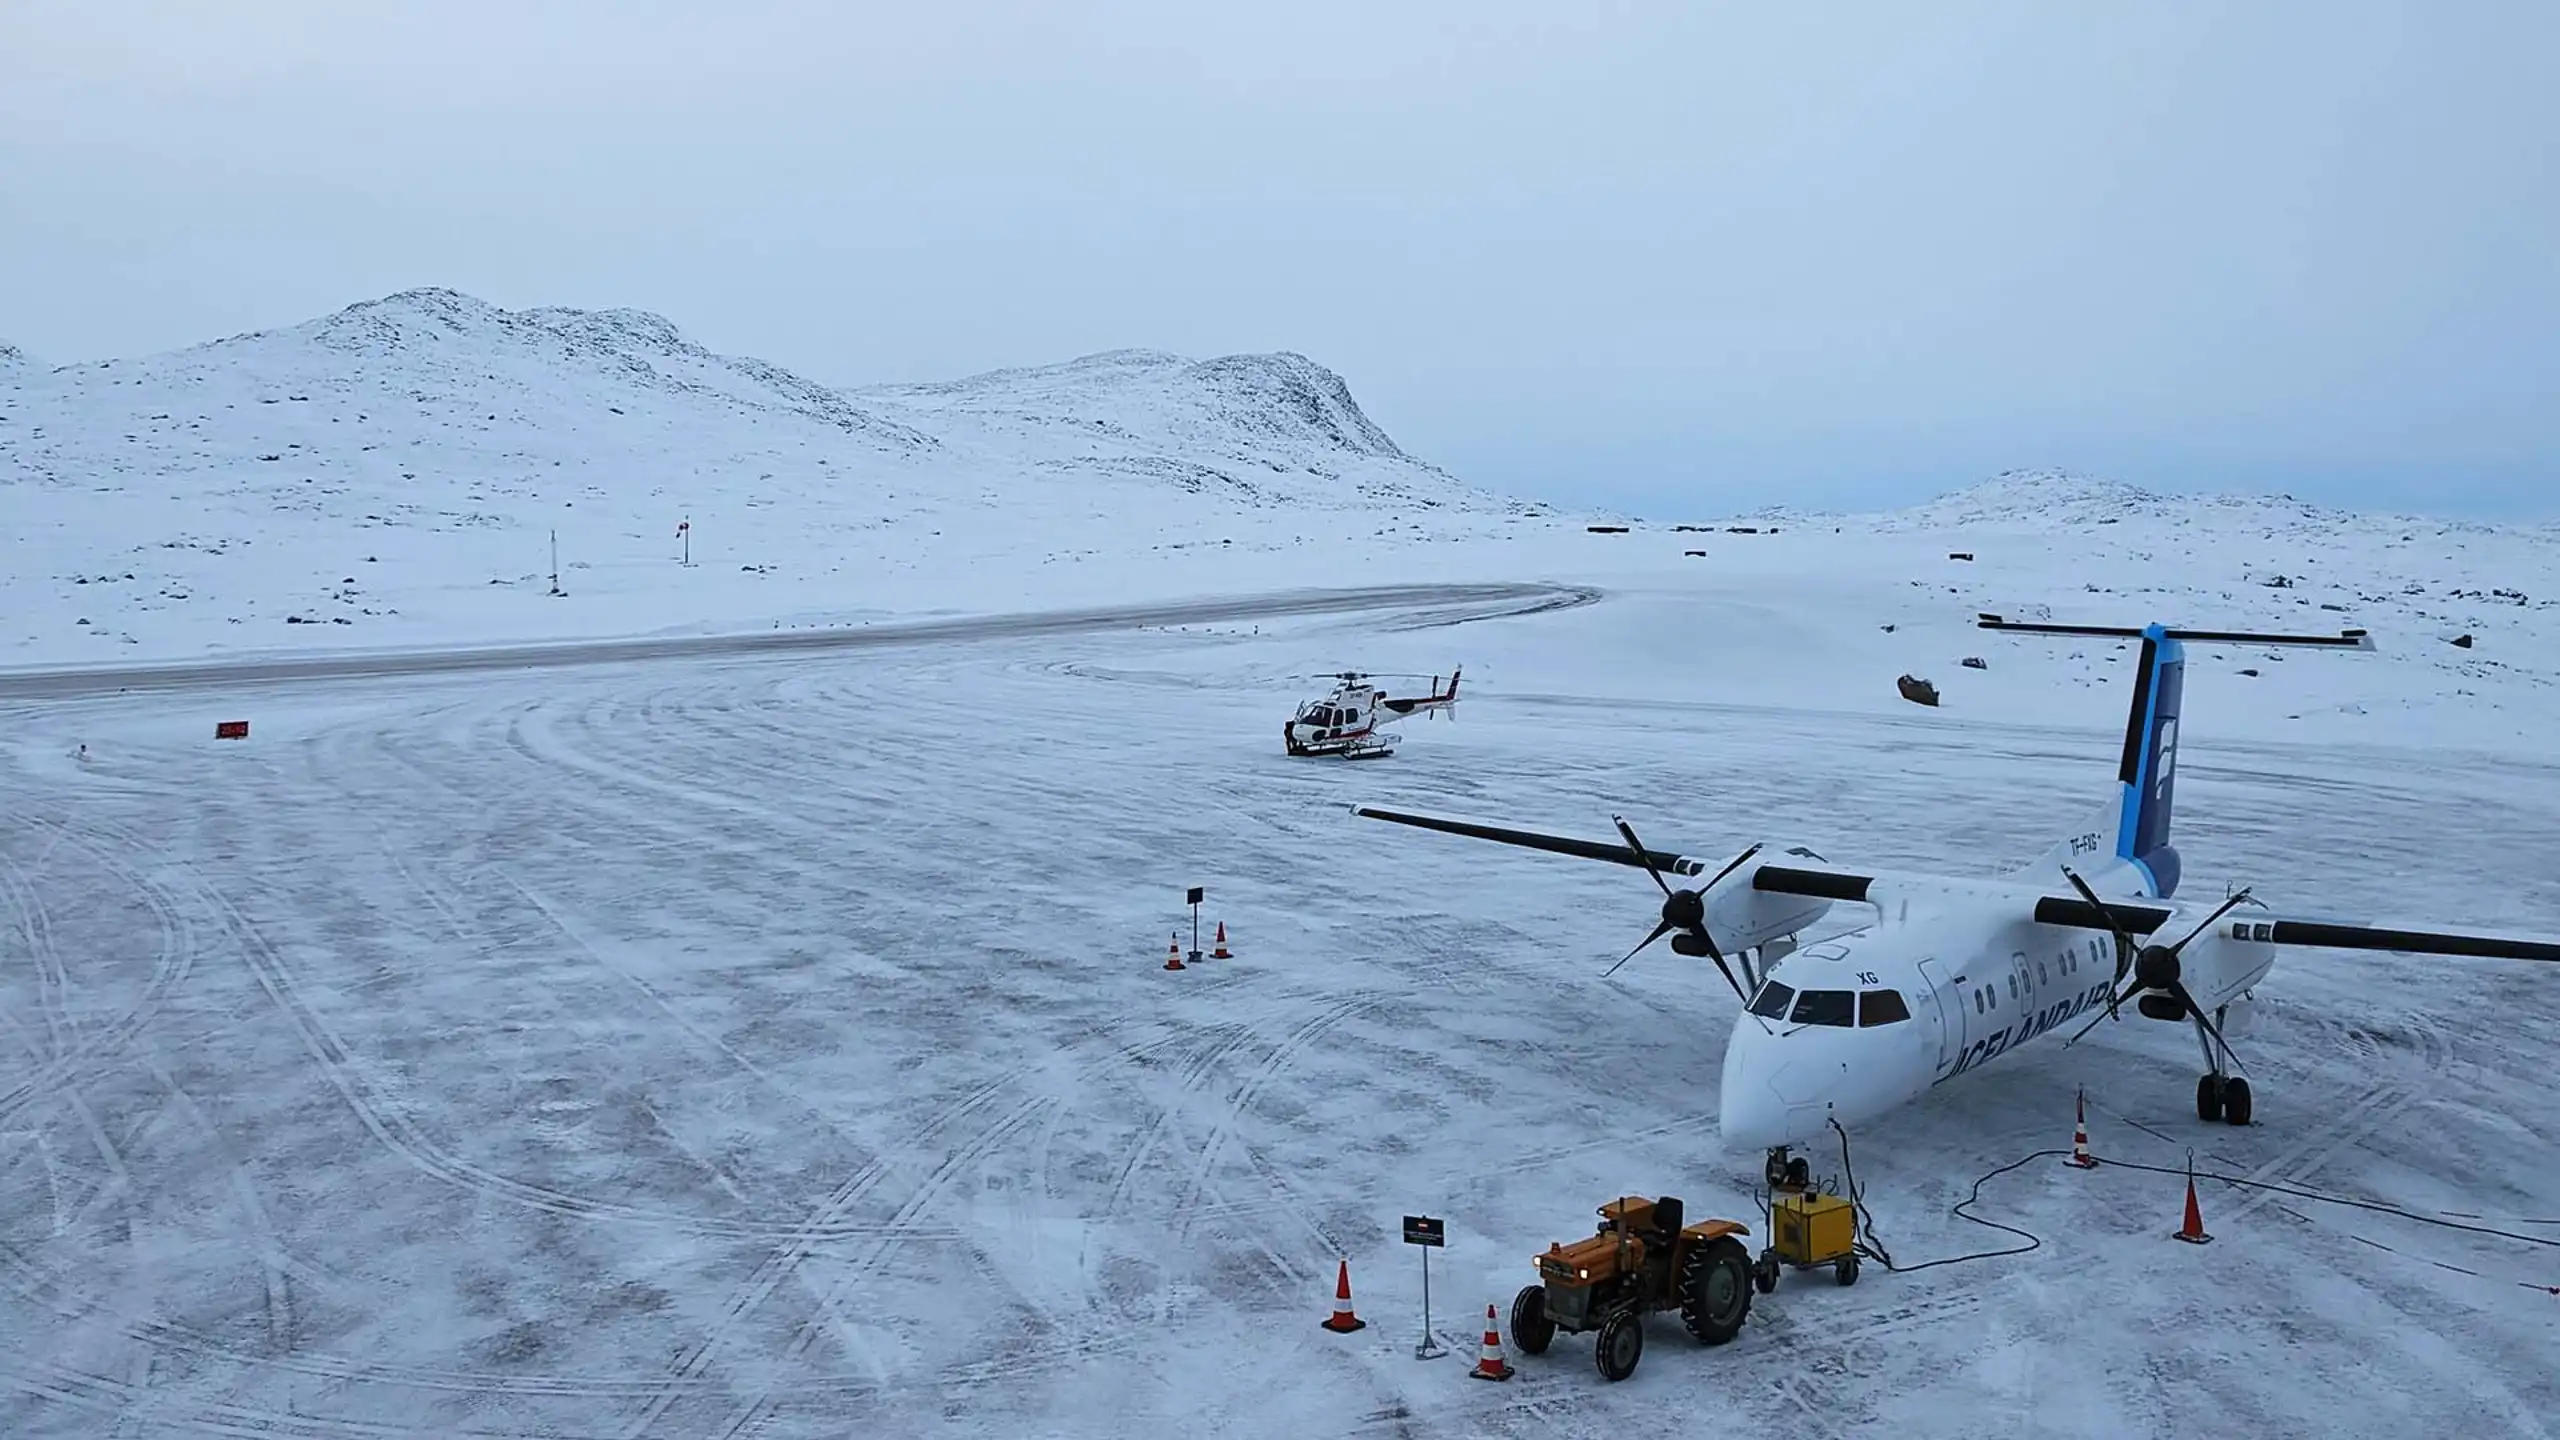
(1509, 1285, 1554, 1356)
(1594, 1305, 1644, 1382)
(1678, 1237, 1753, 1345)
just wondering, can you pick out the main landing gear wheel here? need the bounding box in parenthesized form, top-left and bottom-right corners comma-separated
(1678, 1237, 1753, 1345)
(2196, 1074, 2224, 1123)
(2220, 1076, 2253, 1126)
(1509, 1285, 1554, 1356)
(1594, 1305, 1645, 1382)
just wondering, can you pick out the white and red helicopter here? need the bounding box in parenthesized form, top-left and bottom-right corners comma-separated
(1356, 615, 2559, 1177)
(1283, 669, 1460, 760)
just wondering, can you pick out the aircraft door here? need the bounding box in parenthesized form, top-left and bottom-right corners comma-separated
(1914, 956, 1965, 1073)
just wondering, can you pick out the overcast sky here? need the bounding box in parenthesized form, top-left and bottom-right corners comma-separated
(4, 1, 2553, 516)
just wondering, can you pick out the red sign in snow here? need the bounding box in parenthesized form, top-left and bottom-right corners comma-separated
(214, 720, 249, 740)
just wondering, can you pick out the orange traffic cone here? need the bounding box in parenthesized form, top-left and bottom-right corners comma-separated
(1164, 936, 1185, 971)
(1212, 922, 1231, 959)
(1321, 1259, 1366, 1333)
(1469, 1303, 1512, 1381)
(2068, 1089, 2098, 1169)
(2174, 1163, 2213, 1245)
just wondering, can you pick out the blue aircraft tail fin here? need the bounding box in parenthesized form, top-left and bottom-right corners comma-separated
(1977, 613, 2375, 901)
(2112, 628, 2185, 898)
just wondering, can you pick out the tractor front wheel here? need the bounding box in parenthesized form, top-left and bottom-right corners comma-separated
(1594, 1306, 1645, 1382)
(1509, 1285, 1554, 1356)
(1679, 1237, 1753, 1345)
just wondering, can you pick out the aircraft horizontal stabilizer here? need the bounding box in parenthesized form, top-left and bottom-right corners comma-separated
(1977, 614, 2374, 650)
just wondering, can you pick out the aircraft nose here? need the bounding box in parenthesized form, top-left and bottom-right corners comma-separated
(1718, 1019, 1832, 1150)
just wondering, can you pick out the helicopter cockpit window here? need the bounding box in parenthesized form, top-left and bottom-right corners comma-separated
(1789, 989, 1855, 1027)
(1857, 989, 1911, 1026)
(1747, 981, 1795, 1019)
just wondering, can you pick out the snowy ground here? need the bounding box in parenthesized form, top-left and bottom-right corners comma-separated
(7, 293, 2558, 1435)
(4, 577, 2557, 1439)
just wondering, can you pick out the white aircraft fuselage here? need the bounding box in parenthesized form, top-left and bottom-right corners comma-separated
(1710, 879, 2274, 1150)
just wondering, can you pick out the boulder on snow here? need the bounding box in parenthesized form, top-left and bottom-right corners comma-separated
(1896, 674, 1940, 707)
(1960, 656, 1987, 670)
(2452, 634, 2475, 649)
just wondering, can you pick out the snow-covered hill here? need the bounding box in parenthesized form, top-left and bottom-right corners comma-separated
(0, 290, 1510, 663)
(852, 348, 1473, 511)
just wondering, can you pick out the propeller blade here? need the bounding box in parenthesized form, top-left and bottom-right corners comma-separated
(2057, 865, 2145, 959)
(2063, 978, 2146, 1047)
(1703, 842, 1765, 892)
(2171, 982, 2247, 1076)
(2058, 864, 2146, 995)
(1612, 815, 1675, 898)
(1698, 938, 1749, 1004)
(1605, 919, 1676, 978)
(2167, 888, 2256, 955)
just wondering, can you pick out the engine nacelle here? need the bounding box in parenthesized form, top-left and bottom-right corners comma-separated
(1705, 846, 1835, 949)
(2177, 928, 2278, 1015)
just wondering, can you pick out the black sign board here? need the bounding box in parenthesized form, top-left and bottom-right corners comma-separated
(1186, 886, 1204, 906)
(1402, 1215, 1445, 1248)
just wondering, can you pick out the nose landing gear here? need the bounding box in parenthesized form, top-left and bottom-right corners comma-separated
(1762, 1146, 1810, 1193)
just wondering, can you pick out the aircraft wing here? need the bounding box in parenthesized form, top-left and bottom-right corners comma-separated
(2013, 895, 2560, 961)
(2224, 916, 2560, 963)
(1351, 807, 1876, 898)
(1351, 806, 1706, 874)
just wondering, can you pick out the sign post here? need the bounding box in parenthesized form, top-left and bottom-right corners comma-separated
(1185, 886, 1204, 965)
(677, 517, 691, 567)
(1403, 1214, 1446, 1358)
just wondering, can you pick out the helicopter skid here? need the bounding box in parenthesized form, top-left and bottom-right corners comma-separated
(1288, 734, 1399, 760)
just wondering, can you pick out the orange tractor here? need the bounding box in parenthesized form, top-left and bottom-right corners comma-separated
(1509, 1195, 1755, 1382)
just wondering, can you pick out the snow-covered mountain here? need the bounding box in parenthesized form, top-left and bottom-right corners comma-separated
(851, 348, 1469, 510)
(0, 289, 1510, 663)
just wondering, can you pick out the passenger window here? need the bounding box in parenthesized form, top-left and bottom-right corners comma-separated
(2037, 961, 2049, 985)
(1857, 990, 1910, 1026)
(1748, 981, 1796, 1019)
(1789, 990, 1854, 1027)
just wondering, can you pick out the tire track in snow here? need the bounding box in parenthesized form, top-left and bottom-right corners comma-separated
(0, 851, 73, 1062)
(0, 820, 196, 1127)
(625, 1023, 1206, 1439)
(175, 863, 968, 1243)
(1173, 995, 1377, 1253)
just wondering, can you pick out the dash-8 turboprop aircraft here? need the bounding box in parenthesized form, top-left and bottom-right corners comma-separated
(1355, 615, 2560, 1172)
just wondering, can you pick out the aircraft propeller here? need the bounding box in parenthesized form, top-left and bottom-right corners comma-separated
(1605, 814, 1762, 1001)
(2057, 865, 2257, 1069)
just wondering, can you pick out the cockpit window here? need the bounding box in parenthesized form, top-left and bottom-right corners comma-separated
(1747, 981, 1795, 1019)
(1858, 989, 1911, 1026)
(1788, 989, 1855, 1027)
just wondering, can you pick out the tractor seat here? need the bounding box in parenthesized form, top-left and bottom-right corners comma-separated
(1652, 1195, 1685, 1237)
